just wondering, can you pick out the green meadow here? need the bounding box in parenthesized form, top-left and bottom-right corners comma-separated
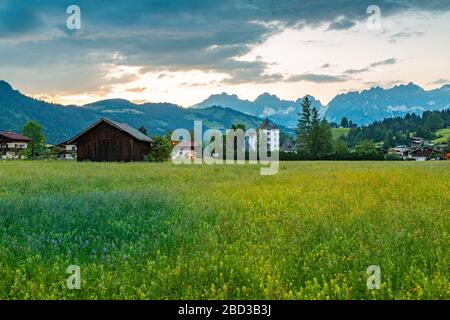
(0, 161, 449, 300)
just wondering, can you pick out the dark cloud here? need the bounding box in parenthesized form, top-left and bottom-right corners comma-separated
(0, 0, 448, 91)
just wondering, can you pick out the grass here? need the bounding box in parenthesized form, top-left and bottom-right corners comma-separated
(331, 128, 350, 140)
(433, 128, 450, 143)
(0, 161, 449, 300)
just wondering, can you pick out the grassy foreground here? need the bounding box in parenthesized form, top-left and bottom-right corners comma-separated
(0, 161, 448, 300)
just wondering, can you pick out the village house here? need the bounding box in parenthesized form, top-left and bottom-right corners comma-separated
(0, 131, 32, 159)
(64, 118, 153, 162)
(410, 137, 428, 148)
(58, 143, 77, 160)
(171, 141, 200, 161)
(410, 146, 443, 161)
(280, 137, 296, 153)
(388, 145, 411, 160)
(434, 142, 448, 153)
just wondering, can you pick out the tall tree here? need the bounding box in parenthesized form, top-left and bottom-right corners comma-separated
(309, 107, 321, 157)
(296, 96, 312, 150)
(22, 120, 45, 159)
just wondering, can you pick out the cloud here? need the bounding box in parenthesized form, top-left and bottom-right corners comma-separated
(287, 73, 348, 83)
(0, 0, 448, 92)
(369, 58, 397, 68)
(344, 58, 398, 74)
(431, 78, 449, 85)
(327, 17, 356, 30)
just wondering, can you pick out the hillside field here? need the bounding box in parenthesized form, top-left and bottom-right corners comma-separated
(433, 128, 450, 143)
(0, 161, 449, 300)
(331, 128, 350, 140)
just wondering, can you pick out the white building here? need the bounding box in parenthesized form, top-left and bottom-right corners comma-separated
(258, 119, 280, 152)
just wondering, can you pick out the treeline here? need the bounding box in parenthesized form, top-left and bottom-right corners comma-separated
(347, 109, 450, 148)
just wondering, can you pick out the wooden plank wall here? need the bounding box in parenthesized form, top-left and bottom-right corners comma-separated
(73, 121, 150, 162)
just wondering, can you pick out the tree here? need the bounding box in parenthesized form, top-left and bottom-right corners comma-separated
(296, 96, 312, 151)
(308, 108, 321, 158)
(424, 113, 444, 132)
(138, 126, 149, 136)
(148, 136, 171, 162)
(333, 138, 350, 159)
(318, 119, 333, 157)
(340, 117, 349, 128)
(383, 130, 394, 148)
(231, 123, 246, 131)
(354, 140, 383, 160)
(22, 120, 45, 159)
(302, 107, 333, 159)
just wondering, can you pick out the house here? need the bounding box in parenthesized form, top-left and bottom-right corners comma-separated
(171, 141, 200, 160)
(434, 142, 448, 153)
(388, 145, 411, 160)
(410, 146, 442, 161)
(258, 118, 280, 152)
(64, 118, 153, 162)
(280, 137, 296, 153)
(58, 143, 77, 160)
(0, 131, 32, 159)
(411, 137, 427, 148)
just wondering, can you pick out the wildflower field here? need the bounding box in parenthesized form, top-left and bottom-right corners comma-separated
(0, 161, 448, 300)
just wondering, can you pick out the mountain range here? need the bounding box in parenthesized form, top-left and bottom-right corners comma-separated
(0, 80, 293, 144)
(193, 83, 450, 127)
(0, 80, 449, 144)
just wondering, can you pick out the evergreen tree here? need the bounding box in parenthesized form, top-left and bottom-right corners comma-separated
(308, 107, 321, 158)
(296, 96, 312, 151)
(319, 119, 333, 158)
(383, 130, 394, 148)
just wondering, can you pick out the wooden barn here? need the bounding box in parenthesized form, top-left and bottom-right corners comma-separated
(65, 118, 153, 162)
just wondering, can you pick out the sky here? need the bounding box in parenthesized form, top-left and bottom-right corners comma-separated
(0, 0, 449, 106)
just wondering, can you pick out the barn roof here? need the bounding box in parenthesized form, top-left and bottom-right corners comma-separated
(66, 118, 153, 144)
(0, 131, 32, 142)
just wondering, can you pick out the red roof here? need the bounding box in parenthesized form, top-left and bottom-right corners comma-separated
(0, 131, 32, 142)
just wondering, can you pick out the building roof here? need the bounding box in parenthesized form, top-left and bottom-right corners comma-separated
(280, 137, 295, 151)
(0, 131, 32, 142)
(66, 118, 153, 144)
(259, 118, 279, 130)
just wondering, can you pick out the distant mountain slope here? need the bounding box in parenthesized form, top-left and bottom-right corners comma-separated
(325, 83, 450, 125)
(194, 83, 450, 127)
(0, 81, 293, 144)
(192, 92, 327, 128)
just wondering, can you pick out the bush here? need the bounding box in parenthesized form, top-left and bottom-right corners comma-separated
(148, 136, 171, 162)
